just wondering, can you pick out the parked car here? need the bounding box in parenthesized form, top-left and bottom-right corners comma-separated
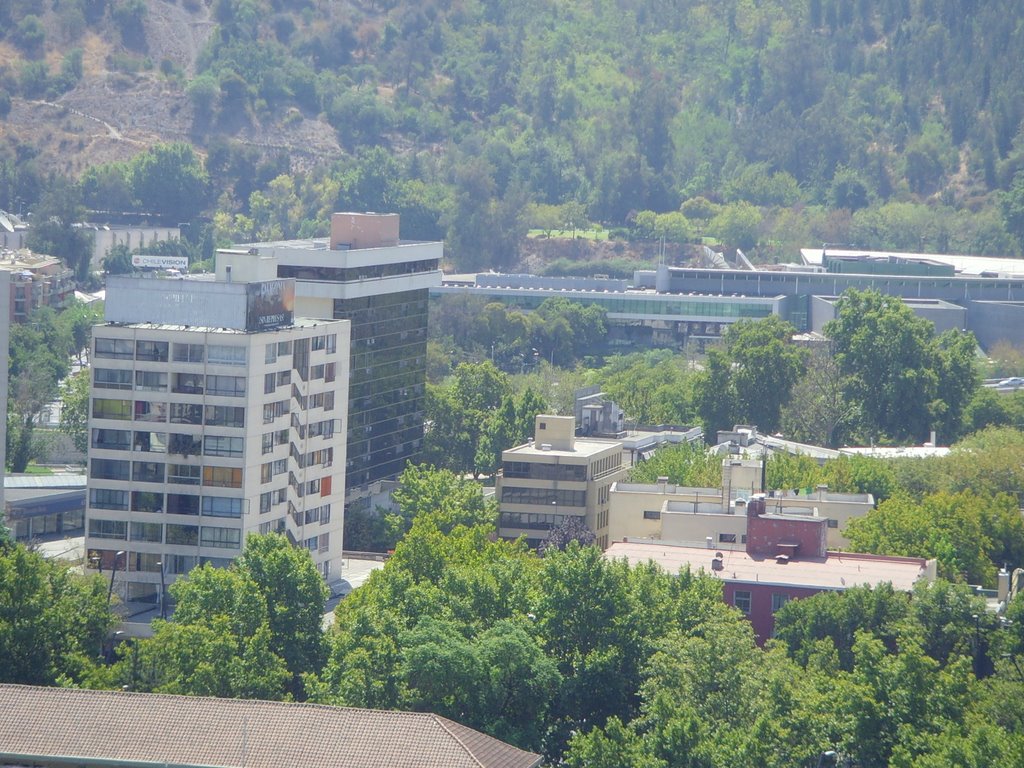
(998, 377, 1024, 388)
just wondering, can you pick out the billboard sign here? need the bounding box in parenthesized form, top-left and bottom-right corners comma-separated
(245, 279, 295, 331)
(131, 254, 189, 270)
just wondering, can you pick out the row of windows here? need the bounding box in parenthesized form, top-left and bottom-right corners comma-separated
(92, 429, 242, 458)
(280, 258, 438, 283)
(95, 339, 248, 365)
(732, 590, 789, 615)
(499, 512, 574, 531)
(90, 459, 242, 488)
(499, 487, 587, 507)
(502, 462, 587, 481)
(88, 519, 242, 549)
(94, 399, 248, 425)
(90, 489, 243, 517)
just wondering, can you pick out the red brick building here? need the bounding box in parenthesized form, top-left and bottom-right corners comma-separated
(606, 495, 936, 642)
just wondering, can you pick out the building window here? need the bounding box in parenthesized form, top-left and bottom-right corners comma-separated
(205, 406, 245, 428)
(643, 509, 661, 520)
(260, 491, 272, 514)
(166, 524, 199, 546)
(203, 466, 242, 488)
(93, 398, 132, 420)
(130, 522, 163, 543)
(172, 372, 204, 395)
(733, 590, 752, 615)
(264, 373, 276, 394)
(170, 403, 203, 425)
(166, 554, 198, 575)
(167, 493, 200, 515)
(92, 428, 131, 451)
(265, 343, 277, 364)
(204, 435, 243, 458)
(201, 526, 242, 549)
(719, 533, 738, 543)
(132, 461, 166, 484)
(88, 519, 127, 540)
(167, 433, 202, 457)
(206, 375, 246, 397)
(202, 496, 243, 518)
(173, 343, 204, 363)
(131, 491, 163, 513)
(167, 464, 201, 486)
(827, 518, 839, 528)
(94, 368, 132, 390)
(277, 340, 292, 356)
(89, 488, 128, 511)
(135, 371, 167, 392)
(95, 338, 133, 359)
(90, 458, 130, 481)
(771, 593, 789, 613)
(207, 345, 247, 366)
(311, 335, 326, 351)
(134, 431, 168, 453)
(134, 400, 168, 422)
(135, 340, 168, 362)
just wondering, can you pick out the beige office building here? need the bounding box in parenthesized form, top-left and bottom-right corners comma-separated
(84, 276, 349, 606)
(608, 458, 874, 550)
(496, 415, 627, 549)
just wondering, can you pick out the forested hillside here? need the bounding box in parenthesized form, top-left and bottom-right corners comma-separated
(2, 0, 1024, 268)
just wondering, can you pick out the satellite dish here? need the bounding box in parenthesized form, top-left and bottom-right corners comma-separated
(0, 213, 13, 233)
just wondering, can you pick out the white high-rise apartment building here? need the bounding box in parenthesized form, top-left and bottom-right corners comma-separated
(84, 276, 349, 606)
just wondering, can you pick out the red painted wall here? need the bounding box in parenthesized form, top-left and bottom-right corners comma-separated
(722, 581, 826, 643)
(745, 513, 827, 558)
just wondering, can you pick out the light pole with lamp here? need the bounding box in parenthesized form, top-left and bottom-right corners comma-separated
(156, 560, 166, 620)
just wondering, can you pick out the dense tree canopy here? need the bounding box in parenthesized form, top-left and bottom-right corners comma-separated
(825, 289, 978, 443)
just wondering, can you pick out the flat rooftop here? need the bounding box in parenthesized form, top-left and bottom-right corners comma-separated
(606, 540, 930, 591)
(801, 247, 1024, 277)
(505, 437, 622, 459)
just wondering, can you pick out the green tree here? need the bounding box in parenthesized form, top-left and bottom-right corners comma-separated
(0, 543, 113, 685)
(825, 289, 977, 442)
(128, 534, 328, 699)
(26, 180, 94, 282)
(724, 316, 807, 433)
(129, 143, 210, 223)
(58, 369, 90, 453)
(628, 442, 721, 487)
(102, 243, 135, 275)
(693, 349, 735, 439)
(234, 533, 328, 696)
(845, 490, 1022, 586)
(781, 346, 858, 447)
(388, 464, 495, 545)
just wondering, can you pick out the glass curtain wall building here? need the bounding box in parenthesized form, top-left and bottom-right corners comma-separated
(219, 213, 443, 508)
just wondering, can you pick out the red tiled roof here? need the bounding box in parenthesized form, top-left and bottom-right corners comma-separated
(0, 685, 542, 768)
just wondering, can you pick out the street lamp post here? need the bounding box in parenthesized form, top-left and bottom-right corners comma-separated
(156, 560, 166, 620)
(107, 550, 126, 606)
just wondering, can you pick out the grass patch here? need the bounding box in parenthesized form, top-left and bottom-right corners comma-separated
(23, 464, 54, 475)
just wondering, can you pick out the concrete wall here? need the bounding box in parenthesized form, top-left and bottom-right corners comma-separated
(330, 213, 399, 250)
(967, 301, 1024, 350)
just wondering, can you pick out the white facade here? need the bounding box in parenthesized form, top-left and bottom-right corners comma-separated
(84, 287, 349, 604)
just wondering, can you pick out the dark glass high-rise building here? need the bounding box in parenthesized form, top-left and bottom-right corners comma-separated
(222, 213, 442, 507)
(332, 288, 429, 489)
